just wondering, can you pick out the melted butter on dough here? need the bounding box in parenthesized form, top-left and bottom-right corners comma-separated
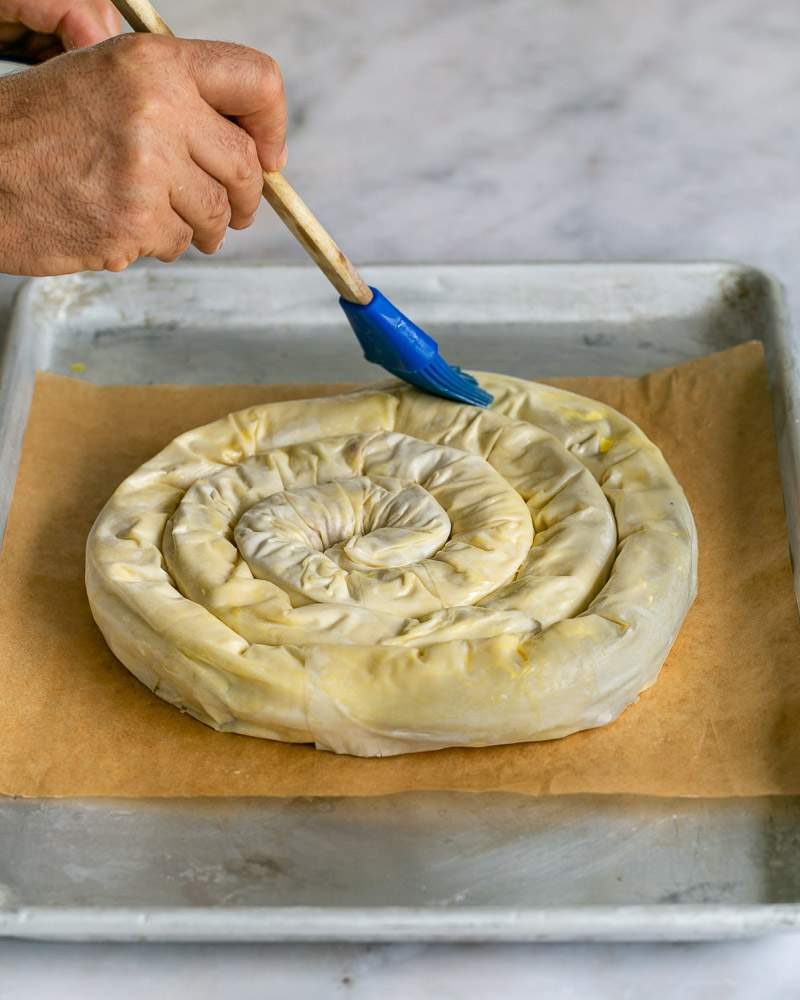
(86, 373, 697, 756)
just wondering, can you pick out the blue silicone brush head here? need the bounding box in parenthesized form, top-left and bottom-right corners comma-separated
(339, 287, 493, 407)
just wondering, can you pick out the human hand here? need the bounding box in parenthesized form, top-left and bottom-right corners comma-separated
(0, 33, 287, 274)
(0, 0, 120, 61)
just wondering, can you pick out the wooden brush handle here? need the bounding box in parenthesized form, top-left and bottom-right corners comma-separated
(111, 0, 173, 37)
(259, 174, 371, 303)
(110, 0, 373, 304)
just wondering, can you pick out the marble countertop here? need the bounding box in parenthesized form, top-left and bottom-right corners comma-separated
(3, 936, 800, 998)
(2, 0, 799, 992)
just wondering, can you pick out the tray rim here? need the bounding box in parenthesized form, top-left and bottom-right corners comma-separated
(1, 260, 798, 944)
(2, 903, 799, 944)
(1, 258, 791, 537)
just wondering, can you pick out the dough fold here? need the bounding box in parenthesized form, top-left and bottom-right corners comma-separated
(86, 373, 697, 755)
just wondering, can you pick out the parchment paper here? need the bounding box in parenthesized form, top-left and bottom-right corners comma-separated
(1, 341, 798, 798)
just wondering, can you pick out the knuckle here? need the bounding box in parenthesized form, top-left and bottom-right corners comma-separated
(203, 184, 231, 230)
(122, 145, 154, 183)
(115, 123, 160, 183)
(104, 32, 172, 67)
(103, 248, 136, 272)
(105, 98, 163, 183)
(204, 186, 231, 227)
(250, 50, 284, 101)
(127, 95, 163, 126)
(231, 134, 261, 186)
(175, 228, 193, 254)
(167, 227, 192, 259)
(103, 37, 182, 125)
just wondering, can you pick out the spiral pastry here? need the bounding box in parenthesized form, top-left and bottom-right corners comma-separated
(86, 374, 697, 756)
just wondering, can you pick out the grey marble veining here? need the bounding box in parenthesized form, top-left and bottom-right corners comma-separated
(170, 0, 800, 294)
(3, 0, 800, 319)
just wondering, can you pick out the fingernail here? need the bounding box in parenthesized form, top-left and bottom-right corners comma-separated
(216, 238, 226, 253)
(277, 143, 288, 170)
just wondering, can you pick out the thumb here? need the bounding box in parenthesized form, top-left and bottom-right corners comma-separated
(187, 41, 288, 172)
(58, 0, 120, 49)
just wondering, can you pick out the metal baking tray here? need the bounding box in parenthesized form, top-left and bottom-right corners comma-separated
(1, 262, 798, 943)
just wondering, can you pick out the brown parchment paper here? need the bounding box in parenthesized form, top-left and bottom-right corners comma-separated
(1, 341, 798, 799)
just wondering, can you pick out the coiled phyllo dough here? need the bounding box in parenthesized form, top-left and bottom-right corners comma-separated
(86, 374, 697, 756)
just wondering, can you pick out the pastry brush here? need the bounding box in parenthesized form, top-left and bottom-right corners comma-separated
(110, 0, 492, 406)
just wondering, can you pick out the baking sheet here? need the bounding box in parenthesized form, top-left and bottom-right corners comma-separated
(1, 262, 798, 940)
(1, 342, 798, 799)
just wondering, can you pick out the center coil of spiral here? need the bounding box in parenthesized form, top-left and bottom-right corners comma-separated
(160, 429, 614, 648)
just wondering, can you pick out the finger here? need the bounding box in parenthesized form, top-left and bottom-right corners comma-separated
(1, 0, 114, 37)
(58, 0, 119, 48)
(4, 0, 115, 49)
(4, 0, 118, 48)
(142, 209, 194, 264)
(186, 112, 262, 230)
(169, 162, 231, 255)
(184, 40, 287, 172)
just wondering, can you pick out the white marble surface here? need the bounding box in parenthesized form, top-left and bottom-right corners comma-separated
(3, 0, 800, 993)
(2, 936, 800, 999)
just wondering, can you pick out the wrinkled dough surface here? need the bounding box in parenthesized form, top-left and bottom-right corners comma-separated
(86, 374, 697, 756)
